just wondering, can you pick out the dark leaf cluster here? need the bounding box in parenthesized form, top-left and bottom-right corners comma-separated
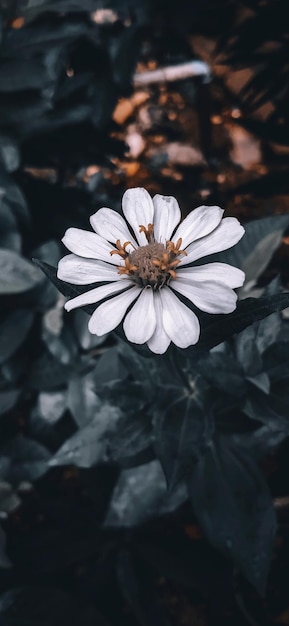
(1, 1, 289, 625)
(33, 212, 289, 601)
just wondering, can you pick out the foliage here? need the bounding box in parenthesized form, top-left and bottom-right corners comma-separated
(1, 1, 289, 625)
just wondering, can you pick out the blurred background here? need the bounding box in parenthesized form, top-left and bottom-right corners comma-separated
(1, 1, 289, 624)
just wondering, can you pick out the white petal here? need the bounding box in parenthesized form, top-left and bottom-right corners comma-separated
(171, 278, 237, 314)
(90, 208, 137, 251)
(179, 217, 245, 266)
(122, 187, 154, 246)
(147, 291, 171, 354)
(65, 280, 134, 312)
(160, 288, 200, 348)
(152, 194, 181, 243)
(88, 286, 141, 335)
(61, 228, 122, 265)
(172, 205, 224, 249)
(123, 287, 156, 344)
(57, 254, 122, 285)
(176, 263, 245, 289)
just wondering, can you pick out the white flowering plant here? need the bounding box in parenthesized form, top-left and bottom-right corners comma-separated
(35, 187, 289, 596)
(56, 187, 245, 352)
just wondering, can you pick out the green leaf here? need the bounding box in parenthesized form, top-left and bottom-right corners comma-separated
(231, 425, 287, 460)
(0, 249, 43, 294)
(235, 325, 263, 376)
(108, 411, 153, 468)
(0, 435, 51, 483)
(67, 371, 102, 428)
(50, 405, 122, 468)
(189, 292, 289, 356)
(105, 460, 187, 528)
(244, 386, 289, 431)
(187, 436, 276, 595)
(197, 353, 246, 397)
(0, 389, 21, 417)
(217, 215, 289, 291)
(153, 394, 213, 490)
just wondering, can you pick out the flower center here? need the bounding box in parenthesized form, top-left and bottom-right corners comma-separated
(110, 224, 187, 289)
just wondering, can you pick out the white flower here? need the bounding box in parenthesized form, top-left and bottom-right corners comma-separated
(57, 187, 245, 354)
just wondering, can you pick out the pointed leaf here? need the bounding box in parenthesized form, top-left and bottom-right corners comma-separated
(216, 215, 289, 293)
(67, 372, 102, 428)
(235, 325, 263, 376)
(108, 412, 153, 468)
(244, 386, 289, 431)
(0, 389, 21, 417)
(50, 405, 122, 468)
(0, 435, 51, 483)
(153, 396, 212, 490)
(189, 292, 289, 356)
(0, 249, 43, 294)
(188, 437, 276, 594)
(105, 460, 187, 528)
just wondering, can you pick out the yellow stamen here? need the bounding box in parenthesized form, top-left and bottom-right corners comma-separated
(117, 257, 138, 275)
(110, 240, 132, 258)
(166, 238, 187, 256)
(152, 254, 181, 272)
(139, 223, 154, 242)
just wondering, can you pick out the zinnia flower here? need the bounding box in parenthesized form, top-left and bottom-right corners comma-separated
(57, 187, 245, 354)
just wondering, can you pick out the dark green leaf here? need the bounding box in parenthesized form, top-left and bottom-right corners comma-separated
(109, 411, 153, 468)
(246, 372, 270, 394)
(235, 325, 263, 376)
(37, 390, 67, 424)
(94, 347, 127, 387)
(0, 168, 29, 224)
(217, 215, 289, 291)
(67, 371, 102, 428)
(0, 134, 20, 172)
(197, 353, 246, 397)
(153, 396, 212, 490)
(189, 292, 289, 356)
(0, 310, 34, 364)
(50, 404, 122, 468)
(188, 437, 276, 594)
(28, 350, 73, 390)
(105, 460, 187, 528)
(0, 249, 43, 294)
(0, 389, 21, 417)
(0, 435, 51, 483)
(244, 386, 289, 431)
(263, 342, 289, 382)
(255, 313, 281, 354)
(231, 425, 288, 460)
